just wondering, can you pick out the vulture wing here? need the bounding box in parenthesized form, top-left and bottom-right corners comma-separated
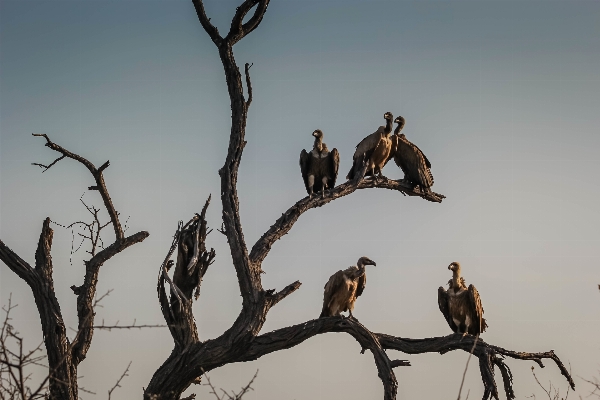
(355, 273, 367, 298)
(467, 284, 487, 334)
(327, 148, 340, 189)
(348, 127, 385, 180)
(394, 137, 434, 188)
(320, 270, 346, 318)
(353, 126, 385, 159)
(299, 149, 311, 194)
(438, 286, 457, 332)
(414, 142, 432, 169)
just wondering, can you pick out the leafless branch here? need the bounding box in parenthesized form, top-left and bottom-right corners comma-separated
(191, 0, 223, 46)
(32, 133, 123, 241)
(457, 334, 479, 400)
(250, 176, 444, 266)
(244, 63, 253, 108)
(201, 370, 258, 400)
(93, 319, 166, 331)
(529, 365, 573, 400)
(107, 361, 131, 400)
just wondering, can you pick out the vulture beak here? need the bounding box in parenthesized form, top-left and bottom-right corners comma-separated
(312, 131, 318, 137)
(368, 260, 377, 267)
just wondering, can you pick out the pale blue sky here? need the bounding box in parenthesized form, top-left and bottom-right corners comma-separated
(1, 1, 599, 399)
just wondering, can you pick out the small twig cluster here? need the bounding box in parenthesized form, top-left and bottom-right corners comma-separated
(202, 370, 258, 400)
(0, 296, 48, 399)
(528, 366, 575, 400)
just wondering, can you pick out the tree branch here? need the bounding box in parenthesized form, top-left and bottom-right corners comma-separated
(244, 63, 253, 108)
(0, 240, 36, 286)
(32, 133, 124, 241)
(250, 177, 445, 265)
(226, 0, 270, 45)
(239, 318, 573, 400)
(70, 230, 149, 365)
(191, 0, 223, 47)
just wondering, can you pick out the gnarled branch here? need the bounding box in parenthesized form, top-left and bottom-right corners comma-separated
(191, 0, 222, 46)
(240, 317, 573, 400)
(226, 0, 270, 46)
(32, 133, 124, 241)
(250, 177, 444, 265)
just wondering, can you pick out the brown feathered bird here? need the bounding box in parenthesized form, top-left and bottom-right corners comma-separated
(299, 130, 340, 198)
(320, 256, 376, 318)
(438, 262, 487, 336)
(391, 116, 434, 192)
(346, 112, 394, 181)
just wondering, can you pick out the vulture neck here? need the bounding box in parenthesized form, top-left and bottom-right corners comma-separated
(451, 268, 463, 289)
(355, 261, 367, 277)
(384, 118, 393, 136)
(313, 136, 324, 153)
(394, 123, 404, 136)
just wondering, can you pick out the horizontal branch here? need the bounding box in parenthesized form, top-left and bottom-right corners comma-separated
(249, 178, 445, 265)
(239, 317, 573, 400)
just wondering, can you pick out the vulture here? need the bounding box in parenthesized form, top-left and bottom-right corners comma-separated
(346, 112, 394, 181)
(299, 130, 340, 198)
(391, 116, 434, 192)
(320, 256, 376, 318)
(438, 262, 487, 336)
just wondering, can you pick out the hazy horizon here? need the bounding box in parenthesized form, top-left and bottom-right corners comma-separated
(1, 1, 600, 399)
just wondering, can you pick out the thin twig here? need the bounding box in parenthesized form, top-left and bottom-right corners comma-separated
(457, 334, 479, 400)
(107, 361, 131, 399)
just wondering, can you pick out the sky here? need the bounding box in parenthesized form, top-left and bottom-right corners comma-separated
(1, 0, 600, 399)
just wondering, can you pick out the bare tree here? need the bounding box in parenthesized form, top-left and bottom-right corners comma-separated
(144, 1, 575, 400)
(0, 135, 149, 400)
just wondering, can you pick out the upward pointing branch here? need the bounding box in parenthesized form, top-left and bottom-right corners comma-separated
(32, 133, 124, 241)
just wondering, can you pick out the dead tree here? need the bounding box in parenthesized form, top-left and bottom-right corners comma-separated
(0, 135, 149, 400)
(145, 1, 573, 399)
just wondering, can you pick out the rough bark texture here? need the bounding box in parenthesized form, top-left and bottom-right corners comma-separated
(144, 1, 573, 400)
(0, 135, 149, 400)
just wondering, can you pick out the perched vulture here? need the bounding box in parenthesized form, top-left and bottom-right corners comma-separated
(299, 130, 340, 198)
(438, 262, 487, 336)
(346, 112, 394, 181)
(320, 256, 376, 318)
(391, 116, 434, 192)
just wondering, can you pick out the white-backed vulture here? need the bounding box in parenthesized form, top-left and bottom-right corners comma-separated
(391, 116, 434, 192)
(438, 262, 487, 336)
(320, 256, 376, 318)
(346, 112, 394, 181)
(299, 130, 340, 198)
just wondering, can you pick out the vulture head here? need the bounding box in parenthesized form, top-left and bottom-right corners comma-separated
(384, 112, 393, 121)
(357, 256, 377, 268)
(448, 261, 461, 273)
(312, 129, 324, 139)
(394, 116, 406, 131)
